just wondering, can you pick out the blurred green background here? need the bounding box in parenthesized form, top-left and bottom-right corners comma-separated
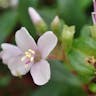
(0, 0, 94, 96)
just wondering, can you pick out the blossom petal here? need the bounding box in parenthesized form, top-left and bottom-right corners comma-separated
(37, 31, 57, 58)
(30, 60, 50, 85)
(8, 55, 33, 76)
(15, 27, 37, 51)
(1, 43, 22, 64)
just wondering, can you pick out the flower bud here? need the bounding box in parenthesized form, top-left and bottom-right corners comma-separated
(28, 7, 48, 34)
(51, 16, 60, 30)
(61, 25, 75, 52)
(51, 16, 61, 37)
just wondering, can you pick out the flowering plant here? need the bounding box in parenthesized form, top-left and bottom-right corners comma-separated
(1, 0, 96, 96)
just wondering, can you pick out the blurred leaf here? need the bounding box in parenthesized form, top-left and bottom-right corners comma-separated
(19, 0, 37, 38)
(0, 75, 11, 87)
(57, 0, 91, 36)
(69, 49, 94, 83)
(28, 0, 39, 7)
(38, 8, 57, 25)
(89, 83, 96, 93)
(77, 0, 92, 9)
(80, 25, 91, 37)
(68, 28, 96, 82)
(49, 60, 81, 86)
(73, 37, 96, 56)
(31, 82, 87, 96)
(0, 61, 10, 72)
(0, 10, 18, 44)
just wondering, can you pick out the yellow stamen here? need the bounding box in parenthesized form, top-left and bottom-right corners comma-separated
(28, 49, 35, 54)
(21, 49, 35, 63)
(26, 54, 31, 58)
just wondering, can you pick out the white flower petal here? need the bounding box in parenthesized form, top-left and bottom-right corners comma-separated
(30, 60, 50, 85)
(15, 27, 37, 51)
(8, 55, 32, 76)
(1, 43, 22, 54)
(1, 43, 22, 64)
(37, 31, 58, 59)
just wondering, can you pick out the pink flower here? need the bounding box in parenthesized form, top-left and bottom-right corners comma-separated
(92, 0, 96, 24)
(0, 27, 58, 85)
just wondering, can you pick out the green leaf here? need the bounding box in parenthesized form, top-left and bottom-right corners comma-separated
(0, 10, 18, 44)
(68, 35, 96, 82)
(78, 0, 92, 9)
(69, 49, 94, 81)
(89, 83, 96, 93)
(57, 0, 91, 36)
(80, 25, 91, 37)
(73, 37, 96, 56)
(38, 8, 57, 25)
(49, 60, 81, 86)
(30, 81, 87, 96)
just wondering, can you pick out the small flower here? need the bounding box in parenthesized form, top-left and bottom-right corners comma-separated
(61, 25, 75, 52)
(28, 7, 48, 34)
(51, 16, 61, 35)
(0, 27, 58, 85)
(51, 16, 60, 26)
(92, 0, 96, 24)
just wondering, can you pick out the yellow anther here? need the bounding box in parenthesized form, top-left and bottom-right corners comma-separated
(21, 49, 35, 63)
(25, 52, 29, 55)
(28, 49, 35, 54)
(26, 54, 31, 58)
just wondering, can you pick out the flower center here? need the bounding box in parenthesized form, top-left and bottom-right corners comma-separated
(34, 50, 42, 63)
(21, 49, 42, 67)
(21, 49, 35, 67)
